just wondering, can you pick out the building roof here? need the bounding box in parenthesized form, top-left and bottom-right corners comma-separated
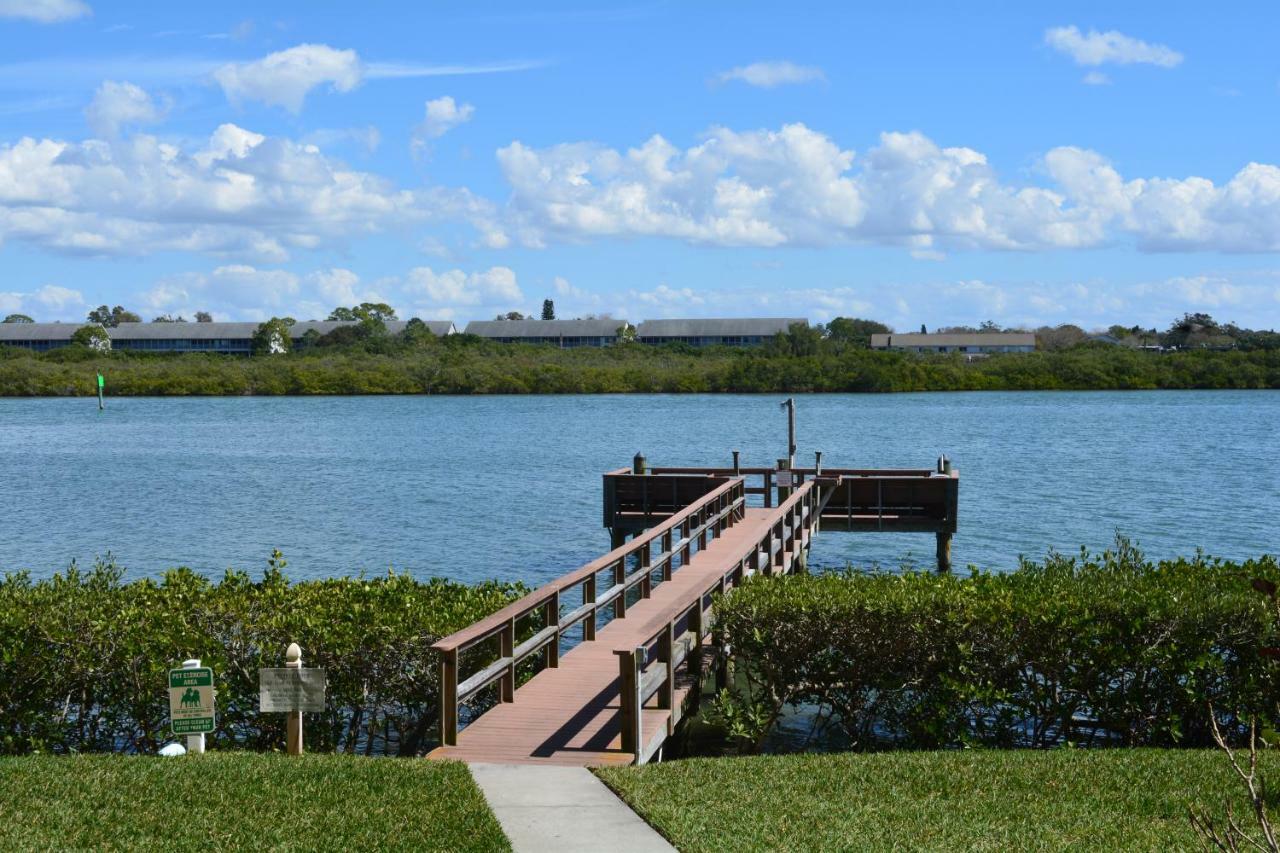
(0, 322, 80, 341)
(870, 330, 1039, 348)
(464, 319, 626, 338)
(635, 318, 807, 337)
(0, 318, 453, 342)
(870, 332, 1037, 348)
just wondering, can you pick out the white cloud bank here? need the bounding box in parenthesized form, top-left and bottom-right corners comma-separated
(713, 60, 825, 88)
(496, 124, 1280, 254)
(0, 0, 89, 23)
(0, 122, 422, 260)
(1045, 26, 1183, 67)
(215, 44, 361, 113)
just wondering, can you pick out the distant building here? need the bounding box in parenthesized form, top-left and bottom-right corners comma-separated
(1086, 333, 1124, 345)
(0, 319, 455, 354)
(870, 332, 1037, 354)
(463, 318, 625, 348)
(635, 318, 806, 347)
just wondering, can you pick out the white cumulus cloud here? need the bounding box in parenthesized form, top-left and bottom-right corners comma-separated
(85, 80, 166, 136)
(1044, 26, 1183, 67)
(405, 266, 521, 307)
(713, 60, 825, 88)
(214, 44, 362, 113)
(414, 95, 475, 143)
(0, 0, 89, 23)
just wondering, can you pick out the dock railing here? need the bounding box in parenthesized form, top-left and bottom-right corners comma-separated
(432, 476, 747, 746)
(615, 480, 818, 764)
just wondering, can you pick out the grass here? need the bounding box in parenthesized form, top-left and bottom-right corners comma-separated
(597, 749, 1270, 852)
(0, 754, 508, 852)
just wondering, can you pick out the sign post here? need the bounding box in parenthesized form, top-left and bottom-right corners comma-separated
(169, 658, 215, 753)
(260, 643, 325, 756)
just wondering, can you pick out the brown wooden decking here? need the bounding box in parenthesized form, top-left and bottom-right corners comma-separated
(427, 508, 784, 766)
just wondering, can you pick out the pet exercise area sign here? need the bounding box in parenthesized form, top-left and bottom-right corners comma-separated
(169, 666, 216, 734)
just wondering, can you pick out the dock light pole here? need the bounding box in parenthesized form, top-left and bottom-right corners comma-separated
(633, 452, 647, 475)
(780, 398, 796, 470)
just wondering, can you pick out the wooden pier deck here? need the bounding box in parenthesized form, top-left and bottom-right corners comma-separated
(427, 457, 959, 767)
(429, 507, 781, 766)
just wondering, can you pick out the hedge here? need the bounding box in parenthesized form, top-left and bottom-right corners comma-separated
(711, 542, 1280, 752)
(0, 553, 523, 755)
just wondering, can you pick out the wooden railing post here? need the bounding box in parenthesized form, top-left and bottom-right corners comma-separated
(614, 558, 627, 618)
(544, 591, 560, 668)
(681, 518, 692, 565)
(773, 519, 785, 571)
(440, 648, 458, 746)
(639, 542, 652, 593)
(500, 620, 515, 702)
(689, 597, 705, 706)
(583, 575, 596, 641)
(661, 530, 673, 581)
(617, 647, 642, 757)
(659, 623, 675, 734)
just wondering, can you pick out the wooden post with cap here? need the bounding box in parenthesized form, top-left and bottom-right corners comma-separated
(285, 642, 303, 755)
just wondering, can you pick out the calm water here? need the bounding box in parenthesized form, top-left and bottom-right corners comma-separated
(0, 392, 1276, 584)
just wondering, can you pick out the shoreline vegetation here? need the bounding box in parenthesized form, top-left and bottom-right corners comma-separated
(2, 336, 1278, 396)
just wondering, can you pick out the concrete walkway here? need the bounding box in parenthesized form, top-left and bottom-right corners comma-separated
(468, 763, 675, 853)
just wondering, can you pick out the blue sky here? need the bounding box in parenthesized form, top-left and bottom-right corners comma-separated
(1, 0, 1278, 330)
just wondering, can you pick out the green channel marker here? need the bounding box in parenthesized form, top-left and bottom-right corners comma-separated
(97, 373, 104, 410)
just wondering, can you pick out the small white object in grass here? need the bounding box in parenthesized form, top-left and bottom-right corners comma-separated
(159, 742, 186, 757)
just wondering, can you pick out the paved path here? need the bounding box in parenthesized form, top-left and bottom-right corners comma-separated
(468, 763, 675, 853)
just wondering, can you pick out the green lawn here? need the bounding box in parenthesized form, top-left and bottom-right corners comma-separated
(598, 749, 1266, 852)
(0, 754, 508, 852)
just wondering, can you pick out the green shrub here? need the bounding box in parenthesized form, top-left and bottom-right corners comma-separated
(0, 553, 522, 756)
(712, 542, 1280, 751)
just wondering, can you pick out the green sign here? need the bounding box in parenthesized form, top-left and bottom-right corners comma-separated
(169, 667, 215, 734)
(97, 373, 104, 389)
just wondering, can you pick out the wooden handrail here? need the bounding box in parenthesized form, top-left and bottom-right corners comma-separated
(435, 477, 747, 746)
(614, 480, 819, 763)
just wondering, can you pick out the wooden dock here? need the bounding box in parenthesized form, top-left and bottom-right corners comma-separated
(429, 457, 959, 767)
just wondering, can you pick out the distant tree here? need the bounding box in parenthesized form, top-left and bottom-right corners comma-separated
(297, 328, 322, 350)
(151, 314, 187, 323)
(328, 303, 397, 323)
(920, 324, 927, 334)
(400, 317, 435, 346)
(495, 311, 526, 321)
(1035, 324, 1087, 351)
(71, 324, 111, 351)
(2, 313, 33, 323)
(1163, 312, 1226, 349)
(542, 299, 556, 321)
(978, 320, 1002, 333)
(251, 318, 293, 355)
(825, 317, 890, 349)
(87, 305, 141, 327)
(771, 322, 821, 357)
(616, 322, 637, 343)
(194, 311, 213, 323)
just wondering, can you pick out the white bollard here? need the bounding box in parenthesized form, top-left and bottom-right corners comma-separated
(182, 658, 206, 754)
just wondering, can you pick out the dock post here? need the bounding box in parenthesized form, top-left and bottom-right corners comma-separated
(776, 457, 791, 503)
(814, 451, 822, 477)
(936, 532, 953, 573)
(732, 450, 740, 477)
(633, 452, 646, 475)
(782, 397, 796, 469)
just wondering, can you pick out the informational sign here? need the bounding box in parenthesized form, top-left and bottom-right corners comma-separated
(169, 667, 216, 734)
(775, 471, 794, 487)
(259, 668, 326, 713)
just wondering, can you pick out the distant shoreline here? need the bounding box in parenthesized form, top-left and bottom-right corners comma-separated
(1, 344, 1277, 396)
